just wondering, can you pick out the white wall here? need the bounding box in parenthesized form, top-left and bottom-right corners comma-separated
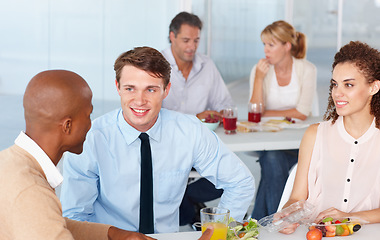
(2, 0, 379, 101)
(0, 0, 181, 101)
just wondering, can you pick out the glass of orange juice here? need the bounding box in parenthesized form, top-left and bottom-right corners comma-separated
(200, 207, 230, 240)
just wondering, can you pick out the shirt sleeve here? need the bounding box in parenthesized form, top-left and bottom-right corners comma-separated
(65, 218, 110, 240)
(192, 126, 255, 221)
(296, 60, 317, 116)
(60, 135, 100, 222)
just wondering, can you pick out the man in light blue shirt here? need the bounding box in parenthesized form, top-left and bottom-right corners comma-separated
(60, 47, 255, 233)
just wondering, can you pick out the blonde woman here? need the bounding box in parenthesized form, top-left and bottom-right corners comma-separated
(249, 20, 317, 219)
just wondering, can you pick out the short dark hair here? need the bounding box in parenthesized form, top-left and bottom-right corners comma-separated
(114, 47, 171, 89)
(324, 41, 380, 128)
(169, 11, 202, 42)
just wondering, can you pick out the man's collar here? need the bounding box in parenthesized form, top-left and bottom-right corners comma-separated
(14, 131, 63, 188)
(117, 108, 162, 145)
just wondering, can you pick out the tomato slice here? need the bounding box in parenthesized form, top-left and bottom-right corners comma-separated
(238, 232, 246, 238)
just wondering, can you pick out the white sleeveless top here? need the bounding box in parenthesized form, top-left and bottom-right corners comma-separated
(307, 116, 380, 220)
(265, 64, 299, 110)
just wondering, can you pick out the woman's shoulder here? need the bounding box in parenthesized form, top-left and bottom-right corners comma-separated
(305, 122, 320, 137)
(298, 122, 322, 153)
(294, 57, 316, 70)
(305, 120, 337, 137)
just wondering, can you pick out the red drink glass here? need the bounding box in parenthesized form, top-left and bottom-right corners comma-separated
(248, 112, 261, 123)
(223, 106, 238, 134)
(248, 102, 262, 123)
(223, 117, 237, 131)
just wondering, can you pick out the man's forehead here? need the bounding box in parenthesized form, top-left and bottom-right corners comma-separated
(119, 65, 166, 86)
(120, 76, 165, 88)
(178, 24, 200, 34)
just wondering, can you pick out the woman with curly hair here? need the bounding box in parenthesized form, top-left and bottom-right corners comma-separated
(280, 41, 380, 234)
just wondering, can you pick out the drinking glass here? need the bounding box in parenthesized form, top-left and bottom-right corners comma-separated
(248, 102, 262, 123)
(201, 207, 230, 240)
(223, 106, 238, 134)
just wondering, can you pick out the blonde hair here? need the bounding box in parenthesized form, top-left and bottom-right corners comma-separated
(261, 20, 307, 59)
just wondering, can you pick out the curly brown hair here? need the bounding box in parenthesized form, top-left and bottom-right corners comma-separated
(324, 41, 380, 128)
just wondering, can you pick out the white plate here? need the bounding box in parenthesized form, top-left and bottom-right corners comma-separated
(261, 117, 309, 129)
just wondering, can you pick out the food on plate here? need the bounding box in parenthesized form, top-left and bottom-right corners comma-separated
(306, 228, 322, 240)
(265, 117, 295, 125)
(200, 114, 221, 131)
(285, 117, 296, 123)
(202, 113, 221, 123)
(308, 217, 361, 237)
(335, 225, 344, 236)
(237, 121, 258, 133)
(322, 217, 334, 223)
(227, 218, 259, 240)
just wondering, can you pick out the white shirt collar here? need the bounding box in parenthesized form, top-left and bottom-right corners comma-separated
(14, 131, 63, 188)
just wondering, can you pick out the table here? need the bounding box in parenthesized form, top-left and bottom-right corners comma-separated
(148, 231, 200, 240)
(190, 117, 322, 179)
(215, 116, 322, 152)
(148, 224, 380, 239)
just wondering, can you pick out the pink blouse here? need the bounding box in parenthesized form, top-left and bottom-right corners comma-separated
(307, 116, 380, 220)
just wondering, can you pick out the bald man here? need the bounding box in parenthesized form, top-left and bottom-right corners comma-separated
(0, 70, 215, 240)
(0, 70, 156, 240)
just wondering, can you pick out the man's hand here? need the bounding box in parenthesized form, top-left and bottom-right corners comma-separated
(108, 226, 156, 240)
(198, 225, 214, 240)
(196, 110, 222, 120)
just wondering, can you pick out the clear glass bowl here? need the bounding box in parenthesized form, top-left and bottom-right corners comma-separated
(258, 200, 314, 232)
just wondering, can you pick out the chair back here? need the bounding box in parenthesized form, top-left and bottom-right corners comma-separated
(277, 164, 298, 211)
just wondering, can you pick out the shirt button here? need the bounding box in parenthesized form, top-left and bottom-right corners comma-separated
(351, 159, 354, 162)
(354, 141, 358, 144)
(344, 199, 348, 202)
(347, 179, 350, 182)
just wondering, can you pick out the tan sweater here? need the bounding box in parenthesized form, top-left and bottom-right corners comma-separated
(0, 145, 111, 240)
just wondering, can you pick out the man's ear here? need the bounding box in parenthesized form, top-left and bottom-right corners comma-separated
(62, 118, 72, 134)
(115, 79, 121, 96)
(163, 82, 171, 99)
(169, 31, 176, 43)
(370, 80, 380, 95)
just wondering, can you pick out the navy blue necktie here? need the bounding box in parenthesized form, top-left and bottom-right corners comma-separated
(138, 133, 154, 234)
